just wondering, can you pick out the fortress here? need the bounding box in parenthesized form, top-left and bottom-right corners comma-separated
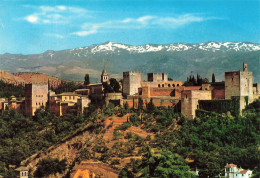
(0, 62, 259, 118)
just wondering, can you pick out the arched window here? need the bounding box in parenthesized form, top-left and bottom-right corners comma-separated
(162, 84, 164, 87)
(172, 84, 175, 87)
(168, 84, 170, 87)
(158, 84, 160, 87)
(177, 84, 179, 86)
(36, 102, 37, 105)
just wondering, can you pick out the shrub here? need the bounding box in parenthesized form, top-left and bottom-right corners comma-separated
(125, 132, 133, 139)
(129, 114, 141, 126)
(113, 130, 122, 140)
(34, 158, 67, 178)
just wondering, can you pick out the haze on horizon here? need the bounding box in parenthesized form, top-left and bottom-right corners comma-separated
(0, 0, 259, 54)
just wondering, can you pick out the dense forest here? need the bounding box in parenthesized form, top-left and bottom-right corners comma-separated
(0, 98, 259, 177)
(0, 80, 24, 98)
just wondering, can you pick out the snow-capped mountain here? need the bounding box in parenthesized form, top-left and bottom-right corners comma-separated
(0, 41, 259, 82)
(68, 41, 260, 54)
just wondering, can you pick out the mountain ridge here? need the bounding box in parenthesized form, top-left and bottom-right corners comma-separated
(0, 41, 259, 83)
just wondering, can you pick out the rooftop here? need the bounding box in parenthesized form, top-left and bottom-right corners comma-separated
(225, 163, 237, 168)
(57, 92, 79, 96)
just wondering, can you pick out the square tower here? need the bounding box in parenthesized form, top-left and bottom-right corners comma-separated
(225, 62, 253, 111)
(123, 71, 141, 96)
(25, 83, 48, 116)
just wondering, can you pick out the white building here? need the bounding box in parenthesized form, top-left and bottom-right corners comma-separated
(224, 164, 252, 178)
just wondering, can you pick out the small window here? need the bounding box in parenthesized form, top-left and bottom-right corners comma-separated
(36, 102, 37, 105)
(162, 84, 164, 87)
(22, 172, 23, 176)
(168, 84, 170, 87)
(172, 84, 175, 87)
(65, 97, 67, 100)
(177, 84, 179, 86)
(186, 95, 187, 98)
(232, 78, 233, 81)
(73, 96, 75, 99)
(69, 96, 71, 99)
(158, 84, 160, 87)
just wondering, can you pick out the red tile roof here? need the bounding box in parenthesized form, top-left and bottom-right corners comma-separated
(225, 164, 237, 168)
(239, 170, 248, 174)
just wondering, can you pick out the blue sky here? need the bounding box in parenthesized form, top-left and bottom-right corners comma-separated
(0, 0, 259, 54)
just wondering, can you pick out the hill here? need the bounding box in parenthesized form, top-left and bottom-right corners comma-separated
(5, 101, 256, 177)
(0, 41, 259, 83)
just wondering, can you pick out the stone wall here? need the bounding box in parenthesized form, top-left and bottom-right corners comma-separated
(181, 90, 212, 119)
(105, 93, 123, 106)
(212, 89, 225, 99)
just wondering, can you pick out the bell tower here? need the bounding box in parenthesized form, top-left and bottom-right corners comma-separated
(101, 69, 109, 83)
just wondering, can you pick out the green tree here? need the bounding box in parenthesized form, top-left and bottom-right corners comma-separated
(34, 158, 67, 177)
(138, 146, 192, 178)
(84, 74, 90, 85)
(109, 78, 120, 92)
(212, 73, 216, 83)
(138, 97, 144, 111)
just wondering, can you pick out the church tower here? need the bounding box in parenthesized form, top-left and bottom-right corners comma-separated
(101, 69, 109, 83)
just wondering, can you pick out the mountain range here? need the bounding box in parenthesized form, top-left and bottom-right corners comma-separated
(0, 41, 259, 83)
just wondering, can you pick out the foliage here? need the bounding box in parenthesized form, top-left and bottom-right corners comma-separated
(120, 146, 193, 178)
(0, 80, 24, 98)
(109, 78, 120, 92)
(34, 157, 67, 177)
(102, 78, 120, 93)
(84, 74, 90, 85)
(102, 103, 115, 116)
(198, 97, 240, 117)
(129, 114, 141, 126)
(138, 97, 144, 111)
(212, 73, 216, 83)
(0, 109, 89, 176)
(183, 73, 207, 86)
(51, 81, 83, 94)
(175, 102, 259, 176)
(244, 99, 260, 113)
(146, 98, 155, 113)
(124, 102, 130, 111)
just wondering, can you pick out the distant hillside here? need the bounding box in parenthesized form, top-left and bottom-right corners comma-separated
(0, 70, 76, 87)
(0, 41, 259, 83)
(0, 70, 26, 85)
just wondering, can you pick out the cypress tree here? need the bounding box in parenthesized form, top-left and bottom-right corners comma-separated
(84, 74, 90, 85)
(212, 73, 216, 83)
